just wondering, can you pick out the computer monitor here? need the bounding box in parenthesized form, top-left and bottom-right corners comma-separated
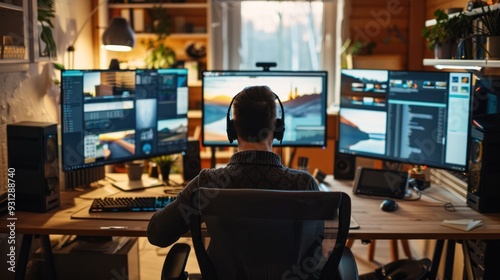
(60, 68, 189, 189)
(201, 70, 328, 147)
(338, 69, 472, 172)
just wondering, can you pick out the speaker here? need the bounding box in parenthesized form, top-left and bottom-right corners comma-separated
(466, 239, 500, 279)
(7, 121, 60, 212)
(467, 115, 500, 213)
(334, 142, 356, 180)
(183, 139, 201, 181)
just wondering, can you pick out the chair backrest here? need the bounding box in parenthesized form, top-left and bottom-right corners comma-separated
(189, 188, 352, 280)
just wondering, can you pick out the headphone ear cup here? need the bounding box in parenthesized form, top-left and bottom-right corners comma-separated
(273, 118, 285, 141)
(226, 119, 237, 143)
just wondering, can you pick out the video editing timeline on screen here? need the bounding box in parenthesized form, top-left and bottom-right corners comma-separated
(338, 69, 472, 172)
(61, 68, 189, 172)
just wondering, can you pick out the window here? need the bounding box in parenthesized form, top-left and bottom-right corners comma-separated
(211, 0, 346, 105)
(240, 2, 323, 70)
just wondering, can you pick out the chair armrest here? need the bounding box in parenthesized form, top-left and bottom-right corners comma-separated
(338, 247, 359, 280)
(161, 243, 191, 280)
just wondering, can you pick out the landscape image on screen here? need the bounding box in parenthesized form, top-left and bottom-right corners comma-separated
(203, 74, 326, 146)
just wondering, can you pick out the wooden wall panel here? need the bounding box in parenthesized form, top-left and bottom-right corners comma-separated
(348, 0, 411, 69)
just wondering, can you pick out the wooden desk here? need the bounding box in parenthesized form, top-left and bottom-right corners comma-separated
(322, 176, 500, 240)
(3, 178, 500, 239)
(2, 175, 500, 279)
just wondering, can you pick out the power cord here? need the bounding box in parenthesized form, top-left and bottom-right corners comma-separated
(419, 190, 457, 212)
(403, 187, 422, 201)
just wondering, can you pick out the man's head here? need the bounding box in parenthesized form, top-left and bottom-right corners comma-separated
(227, 85, 284, 144)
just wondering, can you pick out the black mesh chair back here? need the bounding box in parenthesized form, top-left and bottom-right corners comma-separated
(189, 188, 352, 280)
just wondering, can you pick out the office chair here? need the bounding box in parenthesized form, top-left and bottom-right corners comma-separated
(164, 188, 354, 280)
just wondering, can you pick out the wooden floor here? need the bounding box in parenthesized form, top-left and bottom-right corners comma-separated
(138, 237, 407, 279)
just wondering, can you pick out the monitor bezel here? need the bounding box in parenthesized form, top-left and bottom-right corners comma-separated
(60, 68, 189, 172)
(337, 69, 473, 173)
(201, 70, 329, 148)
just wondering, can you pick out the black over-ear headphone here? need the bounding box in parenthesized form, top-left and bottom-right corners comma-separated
(226, 92, 285, 143)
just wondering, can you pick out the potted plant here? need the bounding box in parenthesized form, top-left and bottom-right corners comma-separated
(143, 4, 176, 68)
(475, 3, 500, 59)
(151, 154, 179, 182)
(422, 9, 472, 59)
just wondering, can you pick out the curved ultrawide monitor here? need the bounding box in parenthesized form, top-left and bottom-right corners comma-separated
(338, 69, 472, 172)
(61, 68, 189, 172)
(202, 70, 328, 147)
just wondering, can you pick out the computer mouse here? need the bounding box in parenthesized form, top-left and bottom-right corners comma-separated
(380, 199, 398, 212)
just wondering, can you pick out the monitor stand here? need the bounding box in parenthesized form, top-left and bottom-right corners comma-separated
(106, 173, 165, 191)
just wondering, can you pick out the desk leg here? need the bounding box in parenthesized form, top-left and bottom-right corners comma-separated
(428, 239, 444, 280)
(41, 234, 57, 279)
(443, 240, 456, 280)
(462, 240, 474, 280)
(16, 234, 33, 280)
(15, 234, 57, 280)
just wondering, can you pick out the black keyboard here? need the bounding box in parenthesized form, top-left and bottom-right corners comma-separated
(89, 196, 176, 212)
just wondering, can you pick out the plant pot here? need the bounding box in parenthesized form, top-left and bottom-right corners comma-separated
(484, 36, 500, 59)
(434, 41, 457, 59)
(160, 164, 172, 183)
(473, 34, 488, 59)
(456, 37, 473, 59)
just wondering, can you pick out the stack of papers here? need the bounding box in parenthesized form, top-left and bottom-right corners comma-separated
(441, 219, 483, 231)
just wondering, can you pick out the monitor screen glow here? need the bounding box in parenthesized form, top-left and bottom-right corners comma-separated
(202, 70, 328, 147)
(61, 68, 189, 172)
(338, 69, 472, 172)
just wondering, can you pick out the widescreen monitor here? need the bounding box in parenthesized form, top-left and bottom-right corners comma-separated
(202, 70, 328, 147)
(338, 69, 472, 172)
(60, 68, 189, 176)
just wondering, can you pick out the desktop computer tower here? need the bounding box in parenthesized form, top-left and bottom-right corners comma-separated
(7, 121, 60, 212)
(472, 75, 500, 116)
(467, 114, 500, 213)
(183, 139, 201, 181)
(466, 239, 500, 279)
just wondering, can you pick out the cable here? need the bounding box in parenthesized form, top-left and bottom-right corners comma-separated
(403, 187, 422, 201)
(420, 191, 458, 212)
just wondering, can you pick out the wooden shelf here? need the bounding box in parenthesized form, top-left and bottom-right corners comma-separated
(425, 3, 500, 27)
(135, 33, 208, 39)
(423, 59, 500, 69)
(0, 61, 28, 73)
(108, 3, 208, 9)
(0, 2, 23, 11)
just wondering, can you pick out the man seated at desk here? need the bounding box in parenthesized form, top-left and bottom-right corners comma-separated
(147, 85, 322, 277)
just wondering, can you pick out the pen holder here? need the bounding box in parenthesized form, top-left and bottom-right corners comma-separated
(126, 162, 144, 181)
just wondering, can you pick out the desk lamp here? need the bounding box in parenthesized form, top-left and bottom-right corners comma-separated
(66, 0, 136, 69)
(102, 17, 135, 52)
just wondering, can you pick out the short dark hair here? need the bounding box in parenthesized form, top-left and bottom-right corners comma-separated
(232, 85, 277, 142)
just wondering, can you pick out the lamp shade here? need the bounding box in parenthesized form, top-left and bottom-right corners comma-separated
(102, 17, 136, 52)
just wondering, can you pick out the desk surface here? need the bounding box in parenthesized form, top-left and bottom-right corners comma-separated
(2, 175, 500, 239)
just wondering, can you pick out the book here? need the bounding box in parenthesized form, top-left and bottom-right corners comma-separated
(441, 219, 483, 231)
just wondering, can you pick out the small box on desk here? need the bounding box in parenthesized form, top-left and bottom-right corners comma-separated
(35, 237, 139, 280)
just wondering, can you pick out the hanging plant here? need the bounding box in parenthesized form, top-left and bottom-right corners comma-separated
(38, 0, 57, 58)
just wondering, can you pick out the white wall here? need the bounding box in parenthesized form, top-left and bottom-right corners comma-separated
(55, 0, 94, 69)
(0, 0, 94, 193)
